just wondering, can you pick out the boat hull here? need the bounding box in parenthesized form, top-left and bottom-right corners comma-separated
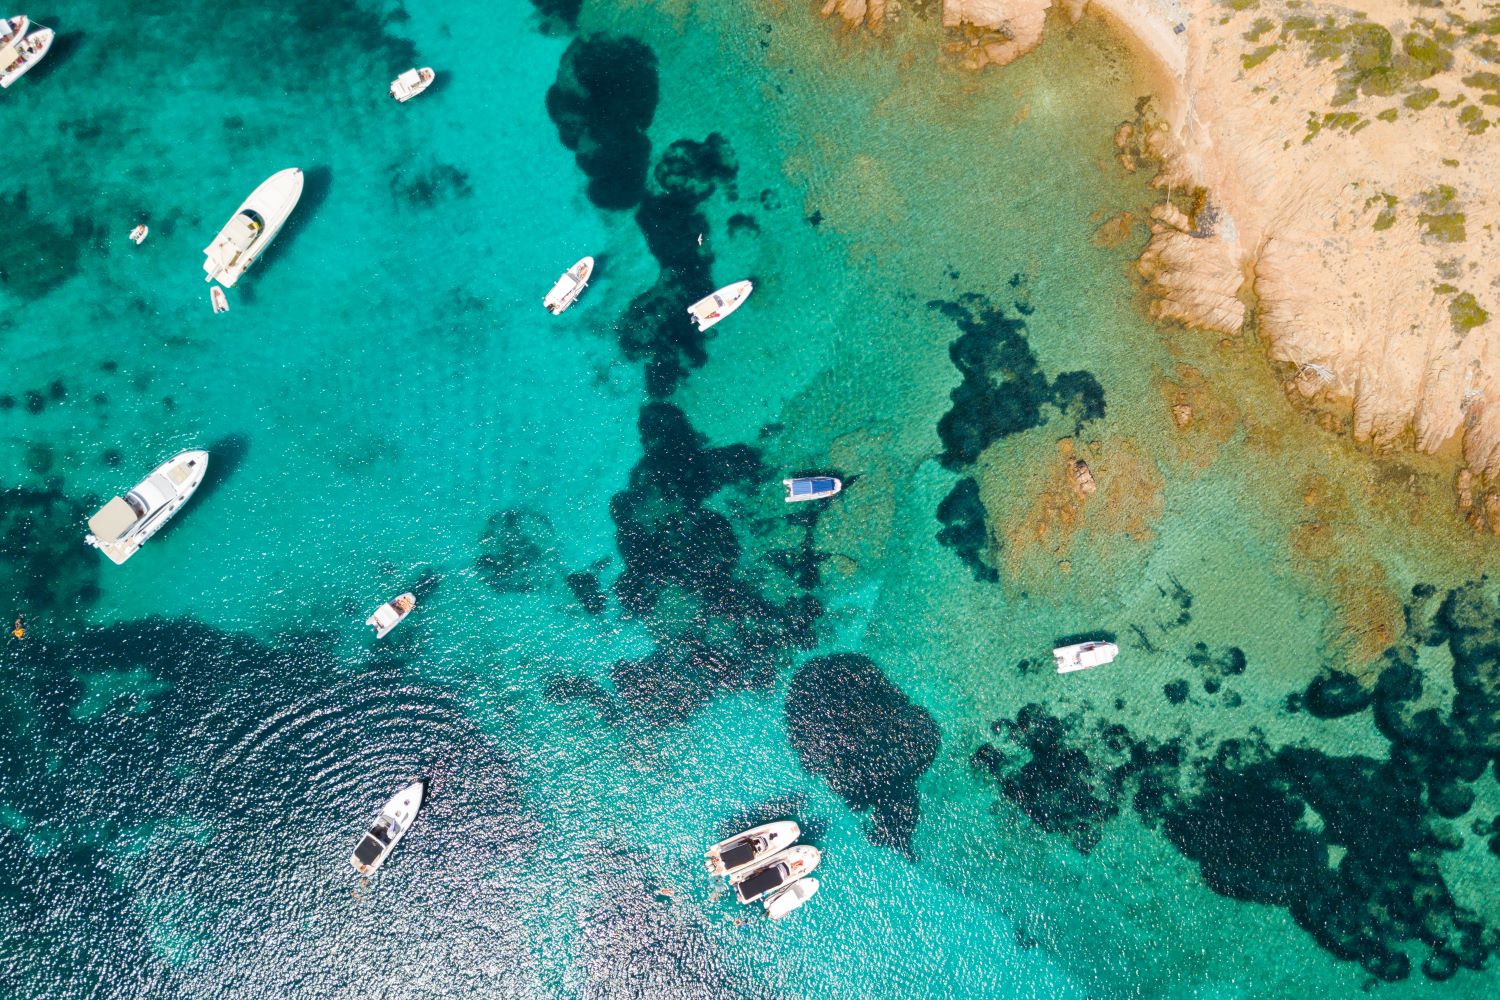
(203, 168, 304, 287)
(390, 67, 434, 103)
(687, 280, 752, 331)
(1, 16, 30, 49)
(367, 592, 416, 639)
(1054, 641, 1119, 674)
(350, 780, 425, 875)
(85, 450, 210, 565)
(1, 27, 53, 89)
(764, 877, 819, 920)
(706, 820, 801, 877)
(783, 477, 842, 503)
(544, 256, 594, 314)
(733, 846, 821, 904)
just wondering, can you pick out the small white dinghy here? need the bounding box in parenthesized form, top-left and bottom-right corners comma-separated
(705, 820, 800, 877)
(543, 256, 594, 315)
(350, 779, 425, 875)
(210, 286, 229, 314)
(129, 225, 149, 245)
(764, 877, 819, 921)
(686, 280, 752, 331)
(389, 67, 434, 103)
(1053, 641, 1119, 674)
(367, 592, 416, 639)
(733, 846, 821, 904)
(1, 25, 53, 88)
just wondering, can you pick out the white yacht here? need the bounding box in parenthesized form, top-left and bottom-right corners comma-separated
(543, 256, 594, 314)
(85, 450, 209, 565)
(1, 15, 29, 48)
(0, 25, 52, 88)
(764, 877, 818, 920)
(733, 846, 820, 904)
(367, 592, 416, 639)
(705, 820, 800, 877)
(686, 280, 752, 331)
(783, 477, 841, 502)
(1053, 641, 1119, 674)
(350, 780, 424, 875)
(202, 167, 304, 287)
(389, 67, 434, 103)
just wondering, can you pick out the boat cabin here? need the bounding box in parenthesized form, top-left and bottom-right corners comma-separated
(735, 861, 789, 904)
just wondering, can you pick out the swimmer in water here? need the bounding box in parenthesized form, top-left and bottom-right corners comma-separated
(11, 616, 23, 640)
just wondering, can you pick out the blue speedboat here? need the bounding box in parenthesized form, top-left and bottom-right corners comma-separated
(783, 476, 842, 503)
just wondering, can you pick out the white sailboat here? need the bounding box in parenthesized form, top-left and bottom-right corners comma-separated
(85, 450, 209, 565)
(202, 168, 304, 287)
(686, 280, 752, 331)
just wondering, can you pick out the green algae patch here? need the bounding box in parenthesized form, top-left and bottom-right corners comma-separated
(1404, 86, 1440, 110)
(1464, 71, 1500, 91)
(1244, 17, 1275, 41)
(1449, 292, 1489, 333)
(1278, 16, 1456, 105)
(1375, 107, 1398, 122)
(1243, 44, 1279, 70)
(1458, 103, 1490, 134)
(1366, 192, 1398, 230)
(1418, 186, 1466, 243)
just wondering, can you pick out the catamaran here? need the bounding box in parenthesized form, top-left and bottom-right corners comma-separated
(783, 476, 841, 502)
(367, 592, 416, 639)
(705, 821, 800, 877)
(202, 167, 304, 287)
(350, 780, 425, 875)
(732, 846, 820, 904)
(0, 25, 52, 88)
(85, 450, 209, 565)
(1053, 641, 1119, 674)
(389, 67, 434, 103)
(543, 256, 594, 314)
(686, 280, 752, 331)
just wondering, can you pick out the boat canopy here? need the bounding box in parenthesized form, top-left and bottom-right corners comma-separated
(789, 478, 837, 496)
(718, 839, 756, 871)
(0, 43, 18, 68)
(735, 863, 787, 903)
(88, 497, 140, 542)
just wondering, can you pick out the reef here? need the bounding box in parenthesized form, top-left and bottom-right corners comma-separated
(475, 508, 560, 593)
(977, 577, 1500, 983)
(545, 35, 659, 211)
(785, 654, 940, 854)
(0, 483, 101, 611)
(934, 475, 999, 583)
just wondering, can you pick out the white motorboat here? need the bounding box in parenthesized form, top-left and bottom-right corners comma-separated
(705, 820, 800, 877)
(350, 780, 425, 875)
(210, 286, 229, 314)
(733, 846, 820, 904)
(1053, 641, 1119, 674)
(85, 450, 209, 565)
(389, 67, 434, 103)
(686, 280, 752, 332)
(764, 877, 819, 920)
(543, 256, 594, 315)
(783, 476, 841, 503)
(0, 26, 52, 89)
(367, 592, 416, 639)
(202, 167, 304, 288)
(129, 225, 149, 245)
(1, 15, 29, 48)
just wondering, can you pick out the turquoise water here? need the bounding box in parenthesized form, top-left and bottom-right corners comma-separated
(2, 1, 1499, 996)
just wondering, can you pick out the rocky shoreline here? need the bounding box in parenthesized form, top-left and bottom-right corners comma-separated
(820, 0, 1500, 529)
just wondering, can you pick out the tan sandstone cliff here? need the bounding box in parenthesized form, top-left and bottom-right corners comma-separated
(821, 0, 1500, 529)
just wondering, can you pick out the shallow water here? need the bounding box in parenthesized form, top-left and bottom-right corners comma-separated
(2, 1, 1498, 997)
